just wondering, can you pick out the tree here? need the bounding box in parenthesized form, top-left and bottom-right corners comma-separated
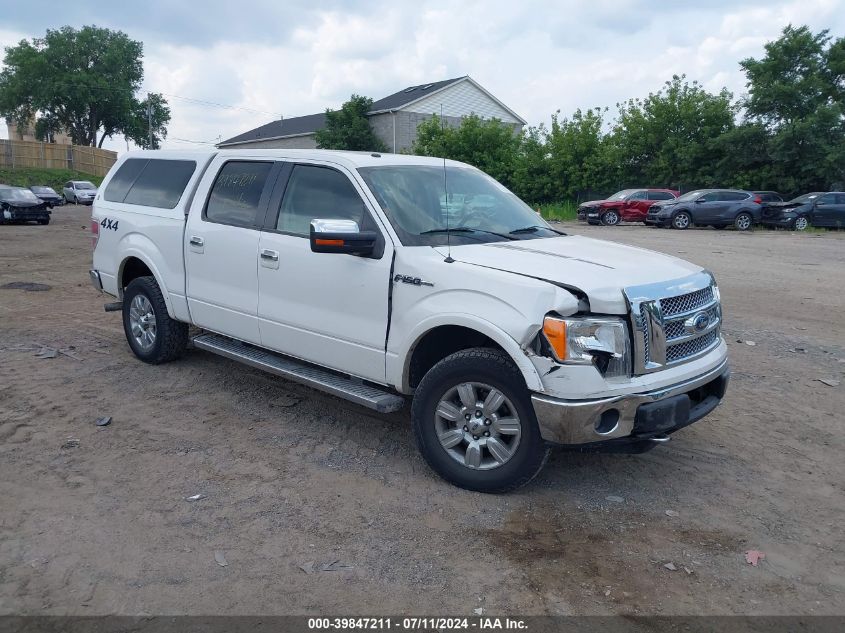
(0, 25, 169, 148)
(411, 114, 522, 189)
(546, 108, 614, 200)
(611, 75, 735, 190)
(315, 94, 386, 151)
(740, 25, 845, 192)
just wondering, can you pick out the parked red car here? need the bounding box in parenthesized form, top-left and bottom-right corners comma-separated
(577, 188, 680, 225)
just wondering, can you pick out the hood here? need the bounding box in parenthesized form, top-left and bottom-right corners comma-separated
(578, 199, 607, 209)
(439, 235, 702, 314)
(2, 199, 46, 209)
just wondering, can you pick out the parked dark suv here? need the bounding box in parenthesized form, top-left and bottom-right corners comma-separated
(647, 189, 762, 230)
(761, 192, 844, 230)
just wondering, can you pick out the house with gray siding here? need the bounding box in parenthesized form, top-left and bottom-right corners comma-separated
(217, 76, 526, 152)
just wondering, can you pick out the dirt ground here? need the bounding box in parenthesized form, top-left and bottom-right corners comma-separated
(1, 206, 843, 616)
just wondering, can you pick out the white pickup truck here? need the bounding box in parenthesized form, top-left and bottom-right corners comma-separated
(90, 149, 729, 492)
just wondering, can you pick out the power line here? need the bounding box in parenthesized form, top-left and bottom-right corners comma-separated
(168, 136, 220, 145)
(161, 93, 281, 118)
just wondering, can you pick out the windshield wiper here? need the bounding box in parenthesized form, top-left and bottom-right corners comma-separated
(509, 225, 566, 235)
(420, 227, 516, 240)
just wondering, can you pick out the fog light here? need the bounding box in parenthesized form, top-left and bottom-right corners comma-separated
(595, 409, 619, 435)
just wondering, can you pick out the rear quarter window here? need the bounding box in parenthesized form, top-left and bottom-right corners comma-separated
(104, 158, 197, 209)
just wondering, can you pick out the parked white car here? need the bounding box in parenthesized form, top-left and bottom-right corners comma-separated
(63, 180, 98, 205)
(90, 149, 729, 492)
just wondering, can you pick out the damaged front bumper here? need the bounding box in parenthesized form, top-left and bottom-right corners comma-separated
(531, 359, 729, 449)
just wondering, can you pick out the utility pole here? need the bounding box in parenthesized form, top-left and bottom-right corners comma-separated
(147, 92, 153, 149)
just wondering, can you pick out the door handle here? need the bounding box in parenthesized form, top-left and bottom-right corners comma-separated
(260, 249, 279, 262)
(189, 236, 204, 247)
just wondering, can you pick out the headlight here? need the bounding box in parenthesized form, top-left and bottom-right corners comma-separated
(542, 316, 631, 378)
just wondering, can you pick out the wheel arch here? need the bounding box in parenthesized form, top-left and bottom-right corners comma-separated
(396, 318, 545, 395)
(117, 253, 176, 319)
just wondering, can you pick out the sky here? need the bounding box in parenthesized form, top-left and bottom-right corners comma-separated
(0, 0, 843, 155)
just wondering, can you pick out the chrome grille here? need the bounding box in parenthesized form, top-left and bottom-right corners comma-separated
(660, 286, 714, 318)
(667, 331, 718, 362)
(625, 272, 723, 374)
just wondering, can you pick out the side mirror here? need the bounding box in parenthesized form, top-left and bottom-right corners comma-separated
(310, 219, 377, 256)
(695, 197, 706, 203)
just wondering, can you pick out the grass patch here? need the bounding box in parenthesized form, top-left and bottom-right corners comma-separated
(535, 201, 578, 222)
(0, 167, 103, 194)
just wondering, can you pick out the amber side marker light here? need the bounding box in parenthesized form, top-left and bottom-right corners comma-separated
(315, 239, 344, 246)
(543, 316, 567, 361)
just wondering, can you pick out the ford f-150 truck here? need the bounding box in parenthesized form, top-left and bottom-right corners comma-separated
(90, 149, 729, 492)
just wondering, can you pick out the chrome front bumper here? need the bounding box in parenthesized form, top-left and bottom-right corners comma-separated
(531, 359, 729, 445)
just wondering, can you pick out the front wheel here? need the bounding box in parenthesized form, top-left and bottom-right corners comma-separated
(122, 276, 188, 364)
(411, 348, 549, 493)
(672, 211, 691, 230)
(38, 218, 50, 225)
(601, 210, 620, 226)
(734, 211, 753, 231)
(793, 215, 809, 231)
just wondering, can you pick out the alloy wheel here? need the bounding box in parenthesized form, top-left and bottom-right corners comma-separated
(434, 382, 522, 470)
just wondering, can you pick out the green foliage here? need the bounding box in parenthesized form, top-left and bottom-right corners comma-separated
(0, 25, 169, 148)
(315, 94, 387, 152)
(535, 201, 578, 222)
(414, 25, 844, 205)
(0, 167, 104, 192)
(612, 75, 736, 190)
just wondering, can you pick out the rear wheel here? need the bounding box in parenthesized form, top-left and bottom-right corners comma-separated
(793, 215, 809, 231)
(672, 211, 691, 230)
(601, 210, 620, 226)
(734, 212, 753, 231)
(122, 276, 188, 364)
(411, 348, 549, 493)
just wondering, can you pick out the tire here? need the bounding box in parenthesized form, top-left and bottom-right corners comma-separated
(601, 210, 620, 226)
(122, 276, 188, 364)
(793, 215, 809, 231)
(734, 211, 753, 231)
(672, 211, 691, 230)
(411, 347, 549, 493)
(38, 218, 50, 225)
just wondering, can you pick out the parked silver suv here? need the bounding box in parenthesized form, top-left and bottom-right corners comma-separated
(63, 180, 98, 205)
(647, 189, 762, 230)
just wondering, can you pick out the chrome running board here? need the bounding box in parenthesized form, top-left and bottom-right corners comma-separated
(192, 332, 405, 414)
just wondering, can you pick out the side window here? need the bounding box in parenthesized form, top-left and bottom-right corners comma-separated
(628, 190, 648, 201)
(723, 192, 748, 201)
(701, 192, 720, 202)
(64, 182, 71, 189)
(123, 159, 196, 208)
(818, 193, 836, 205)
(205, 161, 272, 228)
(649, 191, 674, 201)
(277, 165, 367, 236)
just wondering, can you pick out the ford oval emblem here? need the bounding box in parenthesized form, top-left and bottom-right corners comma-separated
(691, 312, 710, 332)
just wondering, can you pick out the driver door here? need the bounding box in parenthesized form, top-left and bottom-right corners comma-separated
(256, 162, 393, 383)
(623, 190, 649, 221)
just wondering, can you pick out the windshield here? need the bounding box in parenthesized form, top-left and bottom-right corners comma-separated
(31, 186, 55, 194)
(358, 165, 560, 246)
(676, 190, 708, 202)
(608, 189, 636, 201)
(75, 181, 96, 190)
(0, 188, 41, 203)
(789, 192, 823, 204)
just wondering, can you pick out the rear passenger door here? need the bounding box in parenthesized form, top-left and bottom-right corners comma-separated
(256, 162, 393, 383)
(185, 159, 281, 344)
